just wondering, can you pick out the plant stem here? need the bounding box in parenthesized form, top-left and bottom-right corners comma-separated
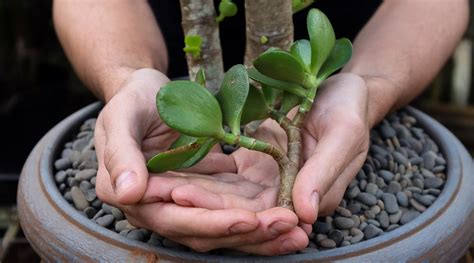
(179, 0, 224, 93)
(244, 0, 294, 67)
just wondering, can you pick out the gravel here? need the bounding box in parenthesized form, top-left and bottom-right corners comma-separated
(54, 110, 447, 254)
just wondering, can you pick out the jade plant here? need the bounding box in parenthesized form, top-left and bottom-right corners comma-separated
(147, 9, 352, 211)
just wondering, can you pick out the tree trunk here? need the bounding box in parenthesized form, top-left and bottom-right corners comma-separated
(244, 0, 294, 66)
(179, 0, 224, 93)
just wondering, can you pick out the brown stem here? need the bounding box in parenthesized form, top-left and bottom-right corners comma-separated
(244, 0, 294, 66)
(179, 0, 224, 93)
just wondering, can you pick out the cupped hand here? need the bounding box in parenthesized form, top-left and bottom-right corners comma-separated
(293, 73, 371, 224)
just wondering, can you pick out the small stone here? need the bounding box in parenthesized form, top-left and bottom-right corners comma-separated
(400, 210, 420, 224)
(55, 171, 67, 184)
(91, 199, 102, 209)
(333, 217, 355, 229)
(432, 165, 445, 173)
(435, 156, 446, 165)
(379, 170, 394, 182)
(68, 150, 81, 164)
(409, 198, 427, 212)
(413, 178, 424, 189)
(427, 188, 441, 196)
(357, 170, 367, 180)
(367, 219, 380, 227)
(336, 207, 352, 218)
(96, 214, 115, 228)
(421, 168, 435, 178)
(386, 224, 400, 232)
(382, 193, 399, 214)
(127, 229, 145, 241)
(380, 124, 396, 139)
(406, 186, 422, 194)
(319, 239, 336, 248)
(314, 221, 331, 234)
(424, 177, 443, 189)
(356, 193, 378, 206)
(67, 177, 79, 188)
(54, 158, 72, 170)
(90, 177, 97, 186)
(115, 220, 135, 232)
(111, 208, 125, 220)
(389, 210, 403, 224)
(75, 169, 97, 181)
(71, 186, 89, 210)
(328, 230, 344, 246)
(365, 183, 378, 195)
(386, 181, 402, 194)
(341, 241, 351, 247)
(378, 211, 390, 229)
(413, 193, 433, 206)
(359, 179, 368, 191)
(347, 203, 361, 214)
(367, 172, 377, 184)
(393, 152, 409, 166)
(364, 224, 382, 240)
(364, 210, 376, 220)
(72, 137, 90, 152)
(421, 151, 437, 170)
(350, 234, 364, 244)
(377, 200, 385, 210)
(83, 207, 97, 219)
(370, 205, 381, 215)
(375, 177, 386, 189)
(396, 192, 409, 207)
(92, 209, 105, 220)
(79, 180, 93, 192)
(63, 191, 73, 202)
(119, 230, 130, 237)
(351, 215, 360, 227)
(85, 189, 97, 202)
(300, 247, 318, 254)
(102, 203, 114, 214)
(315, 234, 328, 243)
(410, 156, 424, 165)
(79, 160, 99, 170)
(59, 183, 66, 192)
(345, 186, 361, 199)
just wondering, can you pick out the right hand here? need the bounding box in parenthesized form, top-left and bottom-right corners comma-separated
(95, 68, 306, 255)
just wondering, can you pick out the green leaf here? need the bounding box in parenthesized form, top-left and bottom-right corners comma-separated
(183, 35, 202, 57)
(194, 68, 206, 87)
(147, 138, 217, 173)
(307, 9, 335, 75)
(170, 134, 199, 149)
(279, 92, 303, 114)
(216, 65, 249, 135)
(254, 50, 307, 86)
(157, 80, 225, 138)
(318, 38, 353, 80)
(247, 68, 307, 97)
(290, 39, 312, 72)
(293, 0, 314, 13)
(241, 84, 269, 124)
(262, 84, 282, 108)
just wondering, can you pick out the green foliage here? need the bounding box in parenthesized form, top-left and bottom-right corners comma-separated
(307, 9, 335, 75)
(183, 35, 202, 58)
(147, 138, 217, 173)
(194, 68, 206, 87)
(318, 38, 353, 80)
(262, 84, 281, 108)
(254, 49, 307, 87)
(216, 0, 237, 22)
(241, 84, 269, 124)
(170, 134, 199, 149)
(290, 39, 312, 72)
(157, 80, 225, 138)
(216, 65, 249, 135)
(247, 68, 306, 97)
(280, 92, 302, 114)
(260, 36, 269, 44)
(292, 0, 315, 13)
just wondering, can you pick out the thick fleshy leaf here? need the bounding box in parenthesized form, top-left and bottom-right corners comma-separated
(290, 39, 312, 71)
(262, 84, 282, 108)
(241, 84, 269, 124)
(157, 80, 225, 138)
(254, 50, 307, 86)
(247, 68, 306, 97)
(318, 38, 352, 80)
(216, 65, 249, 135)
(307, 9, 335, 75)
(194, 68, 206, 87)
(147, 138, 217, 173)
(170, 134, 199, 149)
(280, 92, 303, 114)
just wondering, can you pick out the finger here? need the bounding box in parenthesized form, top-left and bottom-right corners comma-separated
(141, 173, 264, 203)
(97, 104, 150, 205)
(293, 124, 368, 224)
(236, 227, 309, 255)
(126, 202, 259, 238)
(167, 207, 300, 253)
(170, 184, 278, 212)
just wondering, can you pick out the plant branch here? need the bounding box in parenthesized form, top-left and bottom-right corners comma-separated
(179, 0, 224, 93)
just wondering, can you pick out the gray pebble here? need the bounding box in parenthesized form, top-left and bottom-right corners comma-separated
(378, 211, 390, 229)
(55, 171, 67, 184)
(356, 193, 378, 206)
(421, 168, 435, 178)
(370, 205, 381, 215)
(328, 230, 343, 246)
(413, 193, 433, 206)
(367, 172, 377, 184)
(427, 188, 441, 196)
(83, 207, 97, 219)
(315, 234, 328, 243)
(347, 203, 361, 214)
(396, 192, 409, 207)
(413, 179, 424, 189)
(389, 210, 403, 224)
(386, 181, 402, 194)
(364, 210, 376, 220)
(406, 186, 422, 194)
(314, 221, 331, 234)
(71, 186, 89, 210)
(64, 191, 73, 202)
(357, 170, 367, 180)
(379, 170, 394, 182)
(75, 169, 97, 181)
(85, 189, 97, 202)
(424, 177, 443, 189)
(409, 198, 427, 212)
(91, 198, 103, 209)
(61, 148, 73, 158)
(393, 152, 409, 166)
(367, 219, 381, 227)
(400, 210, 420, 224)
(319, 239, 336, 248)
(72, 137, 90, 152)
(59, 183, 66, 192)
(127, 229, 145, 241)
(54, 158, 72, 170)
(115, 220, 135, 232)
(380, 124, 396, 139)
(375, 189, 384, 199)
(92, 209, 105, 220)
(111, 207, 125, 220)
(79, 180, 93, 192)
(432, 165, 445, 173)
(351, 215, 361, 227)
(365, 183, 378, 195)
(382, 193, 399, 214)
(409, 156, 423, 165)
(350, 234, 364, 244)
(358, 222, 368, 231)
(422, 151, 437, 170)
(90, 177, 97, 186)
(96, 214, 114, 228)
(345, 186, 361, 199)
(102, 203, 114, 214)
(119, 230, 130, 237)
(333, 217, 355, 229)
(386, 224, 400, 232)
(68, 151, 81, 164)
(375, 177, 386, 189)
(364, 224, 382, 239)
(79, 160, 98, 170)
(299, 247, 318, 254)
(435, 156, 446, 165)
(341, 241, 351, 247)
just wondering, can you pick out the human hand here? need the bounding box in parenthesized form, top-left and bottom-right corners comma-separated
(293, 72, 371, 224)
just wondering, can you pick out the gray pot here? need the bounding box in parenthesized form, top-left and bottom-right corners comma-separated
(17, 102, 474, 262)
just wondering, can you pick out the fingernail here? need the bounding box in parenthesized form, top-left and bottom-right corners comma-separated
(311, 191, 319, 215)
(281, 239, 297, 254)
(229, 222, 255, 234)
(269, 221, 293, 237)
(115, 171, 137, 195)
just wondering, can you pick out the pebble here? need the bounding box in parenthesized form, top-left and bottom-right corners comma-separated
(364, 210, 376, 220)
(364, 224, 383, 240)
(351, 215, 360, 227)
(333, 217, 355, 229)
(400, 210, 420, 225)
(380, 124, 396, 139)
(350, 234, 364, 244)
(424, 177, 443, 189)
(341, 241, 351, 247)
(413, 193, 433, 206)
(386, 181, 402, 194)
(382, 193, 399, 214)
(365, 183, 378, 195)
(75, 169, 97, 181)
(422, 151, 437, 170)
(111, 207, 125, 220)
(386, 224, 400, 232)
(83, 207, 97, 219)
(115, 220, 135, 232)
(392, 152, 409, 166)
(379, 170, 394, 182)
(64, 191, 73, 202)
(79, 180, 93, 192)
(71, 186, 89, 210)
(409, 198, 427, 212)
(356, 193, 378, 206)
(84, 189, 97, 202)
(314, 221, 331, 234)
(367, 219, 381, 227)
(328, 230, 344, 246)
(96, 214, 115, 228)
(319, 239, 336, 248)
(345, 186, 361, 199)
(421, 168, 436, 178)
(396, 192, 409, 207)
(347, 203, 361, 214)
(55, 171, 67, 184)
(54, 158, 72, 170)
(389, 210, 403, 224)
(102, 203, 114, 214)
(127, 229, 145, 241)
(378, 211, 390, 229)
(72, 137, 90, 152)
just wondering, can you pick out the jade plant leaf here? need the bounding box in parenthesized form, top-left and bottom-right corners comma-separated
(248, 68, 306, 97)
(241, 84, 269, 124)
(183, 35, 202, 57)
(254, 50, 307, 86)
(194, 68, 206, 87)
(318, 38, 353, 80)
(279, 92, 303, 114)
(262, 84, 282, 108)
(147, 138, 217, 173)
(216, 64, 249, 135)
(290, 39, 312, 72)
(170, 134, 199, 149)
(157, 80, 225, 138)
(307, 9, 335, 75)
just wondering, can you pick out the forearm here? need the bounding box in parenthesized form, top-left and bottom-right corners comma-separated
(53, 0, 168, 102)
(342, 0, 469, 127)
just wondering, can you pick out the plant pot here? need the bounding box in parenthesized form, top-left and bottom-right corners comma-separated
(17, 102, 474, 262)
